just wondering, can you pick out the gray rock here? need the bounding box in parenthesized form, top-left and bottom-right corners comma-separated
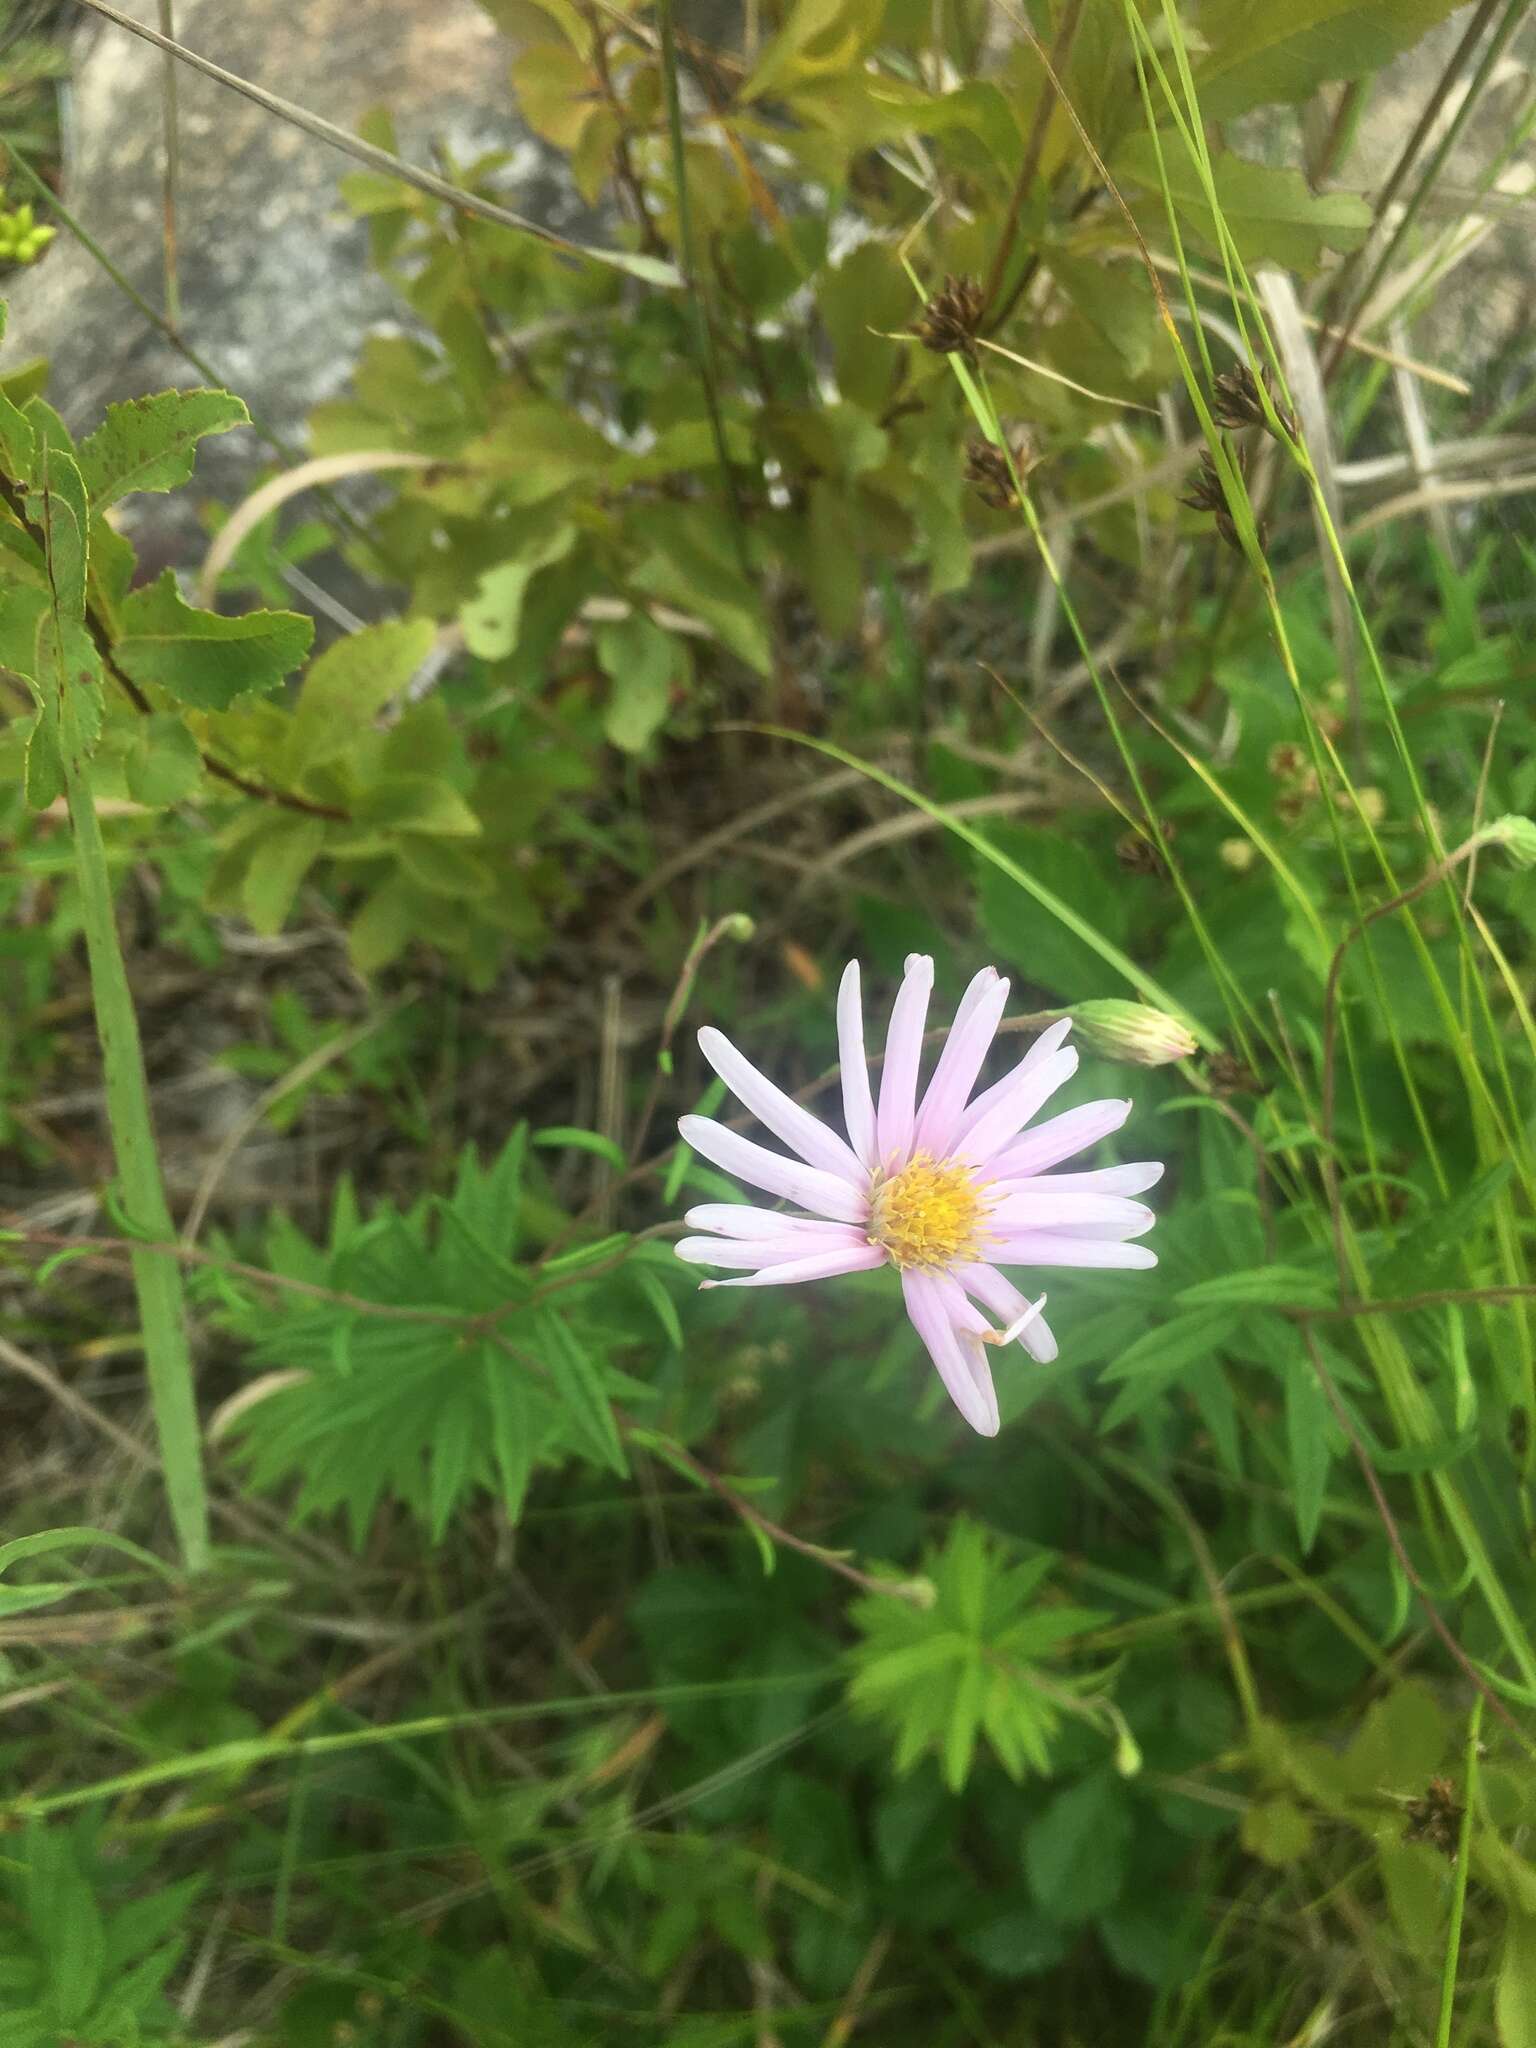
(1, 0, 588, 569)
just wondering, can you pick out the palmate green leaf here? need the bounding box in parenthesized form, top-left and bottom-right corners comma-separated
(534, 1309, 627, 1475)
(847, 1523, 1087, 1788)
(1115, 137, 1371, 267)
(1192, 0, 1467, 117)
(115, 572, 313, 710)
(450, 1127, 528, 1263)
(429, 1390, 478, 1543)
(481, 1342, 540, 1524)
(25, 1830, 106, 2030)
(75, 389, 248, 511)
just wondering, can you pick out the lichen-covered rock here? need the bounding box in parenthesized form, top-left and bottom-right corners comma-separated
(1, 0, 582, 564)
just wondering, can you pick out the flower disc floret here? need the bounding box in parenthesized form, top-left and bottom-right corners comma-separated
(869, 1154, 989, 1270)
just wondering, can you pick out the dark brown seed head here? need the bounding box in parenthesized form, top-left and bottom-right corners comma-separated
(1208, 1050, 1268, 1097)
(964, 431, 1033, 510)
(1116, 823, 1175, 877)
(1211, 362, 1297, 439)
(913, 274, 986, 363)
(1404, 1776, 1464, 1861)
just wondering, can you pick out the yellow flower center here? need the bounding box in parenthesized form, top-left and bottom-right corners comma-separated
(868, 1153, 988, 1271)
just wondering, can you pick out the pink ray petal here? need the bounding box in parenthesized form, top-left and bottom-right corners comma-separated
(683, 1203, 866, 1240)
(986, 1098, 1132, 1180)
(988, 1231, 1158, 1270)
(697, 1026, 864, 1184)
(913, 967, 1010, 1158)
(699, 1242, 889, 1289)
(957, 1261, 1059, 1363)
(677, 1225, 868, 1269)
(954, 1016, 1073, 1144)
(999, 1162, 1164, 1198)
(901, 1267, 1000, 1436)
(677, 1116, 868, 1223)
(1019, 1214, 1155, 1241)
(877, 954, 934, 1168)
(837, 961, 878, 1171)
(955, 1048, 1078, 1167)
(986, 1191, 1155, 1235)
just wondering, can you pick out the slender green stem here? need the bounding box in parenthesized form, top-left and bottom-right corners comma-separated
(64, 767, 209, 1570)
(655, 0, 753, 580)
(157, 0, 182, 330)
(1434, 1695, 1482, 2048)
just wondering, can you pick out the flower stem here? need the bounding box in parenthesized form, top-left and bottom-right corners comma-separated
(64, 763, 209, 1570)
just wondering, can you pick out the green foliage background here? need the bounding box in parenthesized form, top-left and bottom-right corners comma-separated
(1, 0, 1536, 2039)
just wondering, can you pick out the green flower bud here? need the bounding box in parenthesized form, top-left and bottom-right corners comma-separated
(1476, 814, 1536, 869)
(1069, 999, 1198, 1067)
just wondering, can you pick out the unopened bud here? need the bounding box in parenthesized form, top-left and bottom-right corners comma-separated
(1475, 814, 1536, 868)
(719, 913, 756, 942)
(1070, 999, 1198, 1067)
(891, 1575, 938, 1610)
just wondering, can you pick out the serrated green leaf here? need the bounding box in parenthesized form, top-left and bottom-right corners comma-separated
(1240, 1796, 1313, 1866)
(348, 874, 419, 974)
(1285, 1359, 1333, 1555)
(1177, 1265, 1334, 1309)
(531, 1126, 628, 1169)
(22, 704, 63, 809)
(534, 1310, 626, 1475)
(596, 611, 678, 754)
(943, 1650, 986, 1791)
(428, 1391, 477, 1542)
(396, 833, 494, 899)
(482, 1344, 538, 1524)
(1099, 1309, 1238, 1382)
(1192, 0, 1467, 117)
(630, 504, 771, 676)
(460, 526, 576, 660)
(1373, 1160, 1514, 1298)
(33, 612, 103, 795)
(1024, 1771, 1133, 1924)
(354, 772, 481, 837)
(27, 441, 89, 620)
(241, 817, 326, 936)
(288, 616, 435, 768)
(76, 389, 248, 510)
(116, 572, 313, 710)
(122, 712, 202, 806)
(1498, 1914, 1536, 2048)
(0, 378, 35, 483)
(1116, 137, 1372, 267)
(26, 1834, 105, 2028)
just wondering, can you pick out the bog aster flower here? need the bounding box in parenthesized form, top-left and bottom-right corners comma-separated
(675, 957, 1162, 1437)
